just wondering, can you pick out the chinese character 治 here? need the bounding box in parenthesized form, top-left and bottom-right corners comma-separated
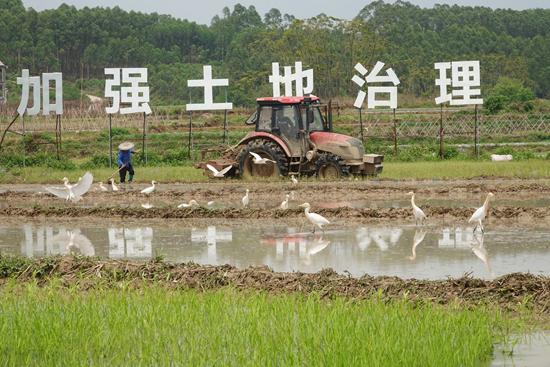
(105, 68, 151, 115)
(17, 69, 63, 116)
(269, 61, 314, 98)
(186, 65, 233, 111)
(352, 61, 400, 109)
(435, 61, 483, 106)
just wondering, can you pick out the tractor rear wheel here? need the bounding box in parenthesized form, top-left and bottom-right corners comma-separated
(316, 153, 350, 179)
(237, 139, 288, 178)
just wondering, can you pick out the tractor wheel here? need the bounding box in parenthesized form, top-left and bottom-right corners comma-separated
(237, 139, 288, 179)
(316, 153, 350, 179)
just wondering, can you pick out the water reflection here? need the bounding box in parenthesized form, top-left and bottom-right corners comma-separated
(1, 222, 549, 280)
(409, 229, 427, 261)
(108, 227, 153, 259)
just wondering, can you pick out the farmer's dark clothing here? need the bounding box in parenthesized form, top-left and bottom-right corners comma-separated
(117, 150, 134, 183)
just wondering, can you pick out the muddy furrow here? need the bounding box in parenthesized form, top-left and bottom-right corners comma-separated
(2, 256, 550, 314)
(1, 205, 549, 220)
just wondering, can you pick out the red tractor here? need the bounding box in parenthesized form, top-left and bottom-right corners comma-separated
(198, 95, 383, 179)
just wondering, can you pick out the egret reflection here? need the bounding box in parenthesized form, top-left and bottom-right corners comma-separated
(409, 229, 427, 261)
(470, 233, 494, 278)
(20, 225, 94, 257)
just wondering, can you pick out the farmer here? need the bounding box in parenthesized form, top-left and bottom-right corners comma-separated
(117, 141, 135, 183)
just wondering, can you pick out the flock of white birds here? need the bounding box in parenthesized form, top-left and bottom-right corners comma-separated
(44, 170, 495, 235)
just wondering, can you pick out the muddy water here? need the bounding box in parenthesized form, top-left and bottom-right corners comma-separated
(1, 219, 549, 280)
(492, 332, 550, 367)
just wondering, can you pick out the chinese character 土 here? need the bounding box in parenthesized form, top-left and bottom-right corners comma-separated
(269, 61, 314, 98)
(435, 61, 483, 106)
(186, 65, 233, 111)
(17, 69, 63, 116)
(352, 61, 400, 109)
(104, 68, 151, 115)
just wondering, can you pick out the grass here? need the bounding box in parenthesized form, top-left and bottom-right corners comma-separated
(380, 160, 550, 180)
(0, 283, 515, 367)
(1, 160, 550, 184)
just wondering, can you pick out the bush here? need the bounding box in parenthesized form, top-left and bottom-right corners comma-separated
(485, 77, 535, 114)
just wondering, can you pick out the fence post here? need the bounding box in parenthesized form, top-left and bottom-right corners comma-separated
(358, 108, 364, 144)
(439, 104, 445, 159)
(188, 111, 193, 159)
(393, 108, 398, 156)
(223, 109, 228, 144)
(108, 114, 112, 169)
(474, 104, 479, 159)
(142, 112, 147, 165)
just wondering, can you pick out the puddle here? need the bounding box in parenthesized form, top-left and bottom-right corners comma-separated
(1, 220, 549, 280)
(492, 332, 550, 367)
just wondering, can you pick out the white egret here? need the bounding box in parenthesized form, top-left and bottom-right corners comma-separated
(207, 201, 215, 208)
(207, 164, 232, 178)
(141, 181, 157, 195)
(469, 193, 494, 233)
(141, 203, 154, 209)
(242, 189, 250, 208)
(109, 179, 119, 192)
(290, 175, 298, 185)
(299, 203, 330, 234)
(178, 200, 199, 208)
(290, 190, 296, 201)
(407, 192, 427, 226)
(249, 152, 276, 165)
(409, 229, 427, 261)
(98, 182, 108, 192)
(280, 194, 290, 210)
(45, 172, 94, 202)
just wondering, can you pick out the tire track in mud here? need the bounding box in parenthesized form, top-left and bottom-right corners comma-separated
(2, 256, 550, 315)
(1, 205, 549, 221)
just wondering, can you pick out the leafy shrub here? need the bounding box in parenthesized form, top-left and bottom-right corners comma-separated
(485, 78, 535, 114)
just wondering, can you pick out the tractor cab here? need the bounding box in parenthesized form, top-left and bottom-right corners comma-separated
(245, 95, 329, 157)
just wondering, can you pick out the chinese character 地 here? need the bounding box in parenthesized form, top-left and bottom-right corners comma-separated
(186, 65, 233, 111)
(17, 69, 63, 116)
(352, 61, 400, 109)
(104, 68, 152, 115)
(269, 62, 314, 98)
(435, 61, 483, 106)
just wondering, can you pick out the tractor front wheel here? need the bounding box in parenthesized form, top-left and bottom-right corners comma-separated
(237, 139, 288, 179)
(316, 153, 350, 179)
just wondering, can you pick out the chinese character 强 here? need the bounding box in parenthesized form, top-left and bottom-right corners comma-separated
(105, 68, 152, 115)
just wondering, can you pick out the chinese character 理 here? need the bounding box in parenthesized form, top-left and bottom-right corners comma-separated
(435, 61, 483, 106)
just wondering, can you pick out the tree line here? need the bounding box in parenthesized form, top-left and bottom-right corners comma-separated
(0, 0, 549, 106)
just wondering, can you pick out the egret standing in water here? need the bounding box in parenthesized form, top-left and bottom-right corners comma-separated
(299, 203, 330, 234)
(407, 192, 427, 226)
(141, 181, 157, 195)
(242, 189, 250, 208)
(469, 193, 494, 233)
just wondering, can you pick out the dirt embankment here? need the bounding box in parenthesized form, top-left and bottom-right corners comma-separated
(2, 256, 550, 315)
(0, 205, 549, 222)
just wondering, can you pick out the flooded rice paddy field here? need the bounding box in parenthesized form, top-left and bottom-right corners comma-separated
(1, 218, 549, 280)
(1, 178, 549, 281)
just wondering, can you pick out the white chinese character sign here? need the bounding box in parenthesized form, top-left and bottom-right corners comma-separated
(186, 65, 232, 111)
(17, 69, 63, 116)
(269, 61, 314, 97)
(352, 61, 400, 109)
(104, 68, 151, 115)
(435, 61, 483, 106)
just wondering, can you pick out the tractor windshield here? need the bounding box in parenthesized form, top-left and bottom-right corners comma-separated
(301, 106, 325, 132)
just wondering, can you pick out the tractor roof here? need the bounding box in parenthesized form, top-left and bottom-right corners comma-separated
(256, 95, 320, 105)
